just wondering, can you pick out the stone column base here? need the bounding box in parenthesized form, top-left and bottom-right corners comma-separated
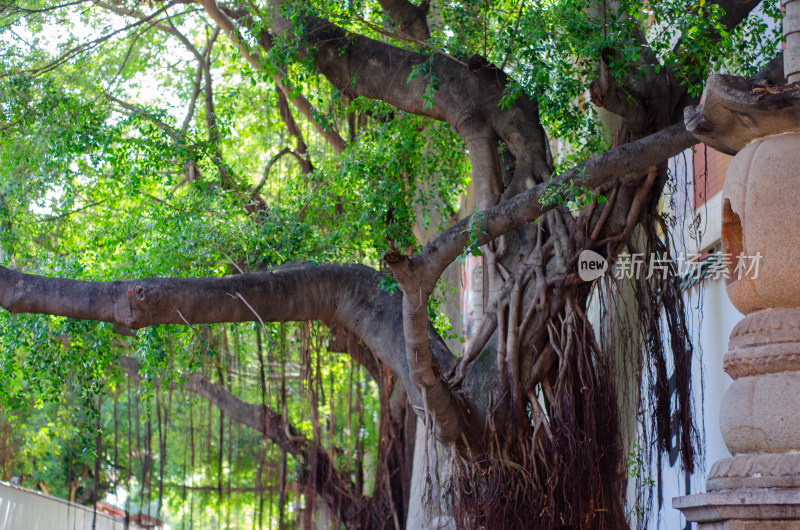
(707, 453, 800, 490)
(674, 489, 800, 529)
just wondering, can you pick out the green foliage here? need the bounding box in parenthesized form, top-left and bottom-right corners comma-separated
(625, 443, 655, 518)
(407, 55, 440, 110)
(291, 104, 468, 258)
(538, 175, 609, 212)
(378, 275, 399, 295)
(428, 281, 463, 346)
(458, 211, 487, 263)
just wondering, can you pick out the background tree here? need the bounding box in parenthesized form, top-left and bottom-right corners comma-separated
(0, 0, 783, 528)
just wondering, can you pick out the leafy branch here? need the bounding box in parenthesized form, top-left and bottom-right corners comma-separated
(538, 170, 608, 212)
(457, 210, 487, 263)
(406, 55, 439, 110)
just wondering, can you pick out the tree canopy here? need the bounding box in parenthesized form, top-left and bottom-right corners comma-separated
(0, 0, 783, 528)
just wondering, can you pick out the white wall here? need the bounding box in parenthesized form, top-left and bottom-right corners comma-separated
(0, 482, 127, 530)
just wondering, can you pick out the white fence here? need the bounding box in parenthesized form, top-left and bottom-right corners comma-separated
(0, 482, 126, 530)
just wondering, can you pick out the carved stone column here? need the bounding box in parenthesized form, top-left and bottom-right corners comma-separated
(675, 71, 800, 528)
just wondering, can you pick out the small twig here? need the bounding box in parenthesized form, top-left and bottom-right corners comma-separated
(40, 199, 108, 221)
(235, 291, 269, 336)
(251, 147, 292, 196)
(176, 309, 204, 344)
(296, 177, 334, 219)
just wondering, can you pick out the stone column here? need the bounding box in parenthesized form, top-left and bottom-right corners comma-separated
(674, 3, 800, 523)
(785, 0, 800, 84)
(674, 130, 800, 529)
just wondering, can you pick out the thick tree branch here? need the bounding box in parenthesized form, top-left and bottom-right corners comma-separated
(0, 263, 462, 439)
(226, 5, 550, 185)
(376, 0, 430, 42)
(384, 253, 466, 443)
(413, 123, 697, 289)
(0, 263, 375, 343)
(685, 72, 800, 155)
(589, 49, 647, 129)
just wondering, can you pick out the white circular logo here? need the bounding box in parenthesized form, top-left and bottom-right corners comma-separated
(578, 249, 608, 282)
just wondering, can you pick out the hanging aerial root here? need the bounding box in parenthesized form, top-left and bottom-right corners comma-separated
(438, 303, 627, 530)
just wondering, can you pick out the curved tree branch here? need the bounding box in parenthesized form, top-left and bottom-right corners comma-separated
(384, 252, 467, 443)
(222, 5, 551, 190)
(413, 122, 698, 289)
(0, 124, 696, 440)
(0, 263, 462, 439)
(589, 49, 647, 129)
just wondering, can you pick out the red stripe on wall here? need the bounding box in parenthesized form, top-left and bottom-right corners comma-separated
(693, 143, 731, 209)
